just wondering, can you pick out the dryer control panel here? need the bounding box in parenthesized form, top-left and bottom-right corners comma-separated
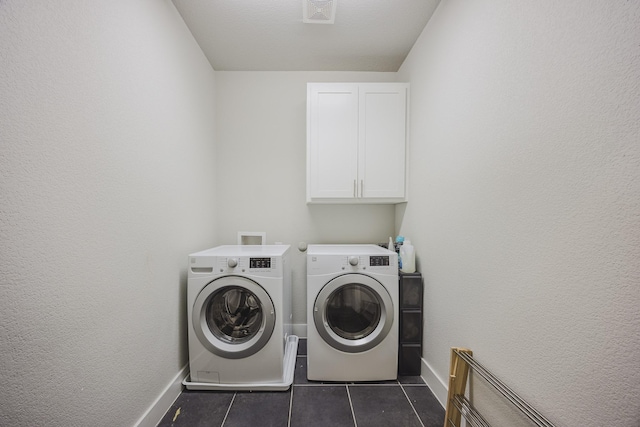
(306, 244, 398, 276)
(343, 255, 395, 272)
(307, 254, 397, 275)
(369, 256, 390, 267)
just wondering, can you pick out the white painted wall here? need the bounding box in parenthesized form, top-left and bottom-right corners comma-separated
(0, 1, 217, 426)
(214, 71, 398, 335)
(397, 1, 640, 426)
(3, 1, 639, 425)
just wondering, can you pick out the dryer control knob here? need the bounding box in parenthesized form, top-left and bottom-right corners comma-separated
(227, 258, 238, 268)
(348, 256, 359, 266)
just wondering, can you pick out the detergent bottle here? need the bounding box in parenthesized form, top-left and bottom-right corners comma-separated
(399, 239, 415, 273)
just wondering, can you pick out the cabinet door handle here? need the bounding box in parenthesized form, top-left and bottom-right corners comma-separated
(353, 180, 356, 197)
(360, 180, 364, 198)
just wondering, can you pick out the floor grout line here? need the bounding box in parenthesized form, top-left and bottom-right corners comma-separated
(287, 384, 294, 427)
(345, 385, 358, 427)
(400, 383, 426, 427)
(293, 382, 425, 387)
(219, 392, 236, 427)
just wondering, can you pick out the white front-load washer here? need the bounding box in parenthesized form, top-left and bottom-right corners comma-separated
(306, 244, 399, 381)
(184, 245, 296, 390)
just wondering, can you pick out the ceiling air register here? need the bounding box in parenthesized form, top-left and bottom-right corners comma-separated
(303, 0, 337, 24)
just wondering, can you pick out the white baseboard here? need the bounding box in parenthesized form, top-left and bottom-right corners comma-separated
(134, 363, 188, 427)
(292, 323, 307, 338)
(420, 357, 448, 408)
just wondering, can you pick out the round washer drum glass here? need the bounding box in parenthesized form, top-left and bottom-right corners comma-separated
(326, 284, 381, 340)
(206, 286, 263, 343)
(313, 273, 394, 354)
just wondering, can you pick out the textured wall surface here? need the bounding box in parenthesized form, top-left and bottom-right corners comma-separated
(3, 1, 639, 426)
(0, 1, 217, 426)
(397, 0, 640, 426)
(214, 71, 398, 334)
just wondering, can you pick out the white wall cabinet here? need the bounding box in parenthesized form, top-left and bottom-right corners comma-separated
(307, 82, 409, 204)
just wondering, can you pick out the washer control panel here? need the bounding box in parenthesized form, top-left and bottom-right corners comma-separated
(216, 256, 277, 272)
(188, 245, 289, 278)
(250, 257, 271, 269)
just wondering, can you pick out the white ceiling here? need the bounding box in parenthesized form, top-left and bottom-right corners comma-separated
(171, 0, 441, 72)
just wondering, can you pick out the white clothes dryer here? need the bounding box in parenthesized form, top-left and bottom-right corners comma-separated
(184, 245, 297, 390)
(306, 244, 399, 381)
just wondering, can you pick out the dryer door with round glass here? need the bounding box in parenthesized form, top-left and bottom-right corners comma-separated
(313, 274, 394, 353)
(192, 276, 275, 359)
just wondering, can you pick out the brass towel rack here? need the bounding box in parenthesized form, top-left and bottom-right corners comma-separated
(444, 347, 557, 427)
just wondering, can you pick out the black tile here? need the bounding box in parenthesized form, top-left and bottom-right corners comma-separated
(290, 386, 354, 427)
(350, 379, 398, 385)
(293, 356, 308, 384)
(402, 386, 445, 427)
(349, 385, 422, 427)
(156, 390, 233, 427)
(297, 338, 307, 356)
(294, 356, 348, 385)
(398, 375, 426, 385)
(223, 390, 291, 427)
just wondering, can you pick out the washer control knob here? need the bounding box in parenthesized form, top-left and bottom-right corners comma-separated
(227, 258, 238, 268)
(348, 256, 359, 266)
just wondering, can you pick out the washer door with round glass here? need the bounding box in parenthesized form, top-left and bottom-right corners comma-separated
(313, 274, 394, 353)
(192, 276, 275, 359)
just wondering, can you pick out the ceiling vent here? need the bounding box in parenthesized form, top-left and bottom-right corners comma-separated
(303, 0, 337, 24)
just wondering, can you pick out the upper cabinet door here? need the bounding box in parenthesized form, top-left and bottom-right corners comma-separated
(359, 84, 407, 199)
(307, 84, 359, 200)
(307, 82, 409, 204)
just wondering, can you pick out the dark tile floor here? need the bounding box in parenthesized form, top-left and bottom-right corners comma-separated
(158, 340, 444, 427)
